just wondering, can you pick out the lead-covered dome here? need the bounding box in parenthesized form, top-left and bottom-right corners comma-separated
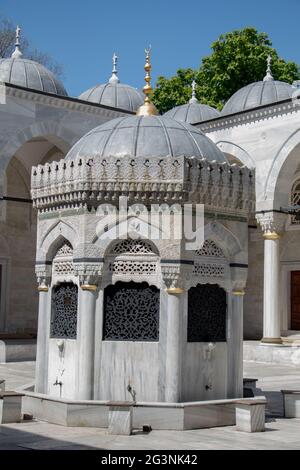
(79, 53, 143, 112)
(222, 55, 294, 115)
(79, 83, 143, 111)
(165, 102, 220, 124)
(0, 57, 68, 96)
(0, 27, 67, 96)
(222, 80, 294, 115)
(65, 115, 227, 163)
(164, 80, 220, 124)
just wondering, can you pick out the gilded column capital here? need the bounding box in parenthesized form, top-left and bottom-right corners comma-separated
(35, 263, 52, 292)
(256, 211, 286, 238)
(232, 289, 245, 296)
(74, 260, 103, 289)
(161, 261, 191, 291)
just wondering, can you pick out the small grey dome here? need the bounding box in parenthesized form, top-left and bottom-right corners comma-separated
(79, 83, 144, 112)
(65, 115, 227, 163)
(222, 80, 294, 115)
(0, 58, 68, 96)
(164, 102, 220, 124)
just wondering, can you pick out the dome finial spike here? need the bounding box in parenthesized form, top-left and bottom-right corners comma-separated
(109, 52, 119, 84)
(189, 79, 198, 104)
(11, 25, 23, 59)
(136, 45, 158, 116)
(263, 54, 274, 82)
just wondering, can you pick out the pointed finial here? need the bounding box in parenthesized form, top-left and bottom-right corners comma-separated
(11, 25, 23, 59)
(109, 52, 119, 84)
(263, 54, 274, 82)
(136, 46, 158, 116)
(189, 80, 198, 104)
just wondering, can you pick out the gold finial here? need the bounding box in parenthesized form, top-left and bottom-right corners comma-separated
(136, 46, 158, 116)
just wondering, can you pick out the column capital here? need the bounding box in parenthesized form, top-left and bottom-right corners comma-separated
(37, 284, 49, 292)
(232, 289, 245, 296)
(256, 211, 286, 237)
(80, 284, 98, 292)
(165, 287, 185, 295)
(35, 263, 52, 291)
(74, 261, 103, 288)
(161, 262, 191, 290)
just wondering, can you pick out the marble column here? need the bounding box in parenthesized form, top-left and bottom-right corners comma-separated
(35, 282, 51, 393)
(77, 284, 97, 400)
(227, 290, 244, 398)
(165, 287, 185, 403)
(261, 231, 282, 344)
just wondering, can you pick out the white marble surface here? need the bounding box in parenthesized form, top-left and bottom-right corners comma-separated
(244, 341, 300, 365)
(263, 237, 281, 340)
(235, 403, 265, 432)
(108, 406, 132, 435)
(0, 395, 22, 424)
(283, 393, 300, 418)
(184, 403, 236, 430)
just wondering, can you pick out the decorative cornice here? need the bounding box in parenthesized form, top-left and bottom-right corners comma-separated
(196, 98, 299, 133)
(31, 154, 255, 217)
(3, 82, 133, 119)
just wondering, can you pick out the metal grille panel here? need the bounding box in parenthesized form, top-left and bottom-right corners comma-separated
(187, 284, 226, 342)
(103, 281, 159, 341)
(51, 283, 78, 339)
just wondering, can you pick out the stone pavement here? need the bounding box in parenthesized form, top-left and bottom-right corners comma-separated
(0, 360, 299, 450)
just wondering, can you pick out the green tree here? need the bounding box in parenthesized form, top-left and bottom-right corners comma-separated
(152, 27, 300, 113)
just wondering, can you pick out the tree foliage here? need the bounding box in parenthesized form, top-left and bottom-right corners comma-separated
(0, 16, 63, 78)
(152, 27, 300, 113)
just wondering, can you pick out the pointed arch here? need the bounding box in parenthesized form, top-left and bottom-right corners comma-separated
(38, 220, 78, 261)
(203, 221, 242, 259)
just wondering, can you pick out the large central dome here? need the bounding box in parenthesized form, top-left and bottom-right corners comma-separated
(65, 115, 227, 163)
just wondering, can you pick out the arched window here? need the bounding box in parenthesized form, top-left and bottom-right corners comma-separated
(187, 284, 227, 342)
(291, 180, 300, 225)
(103, 281, 159, 341)
(50, 241, 77, 339)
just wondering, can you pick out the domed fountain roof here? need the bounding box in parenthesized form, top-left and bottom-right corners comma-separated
(78, 53, 143, 112)
(65, 114, 227, 163)
(0, 26, 67, 96)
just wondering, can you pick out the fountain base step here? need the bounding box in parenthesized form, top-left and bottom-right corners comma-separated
(21, 390, 266, 431)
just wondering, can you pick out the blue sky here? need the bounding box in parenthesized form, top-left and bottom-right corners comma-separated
(1, 0, 300, 97)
